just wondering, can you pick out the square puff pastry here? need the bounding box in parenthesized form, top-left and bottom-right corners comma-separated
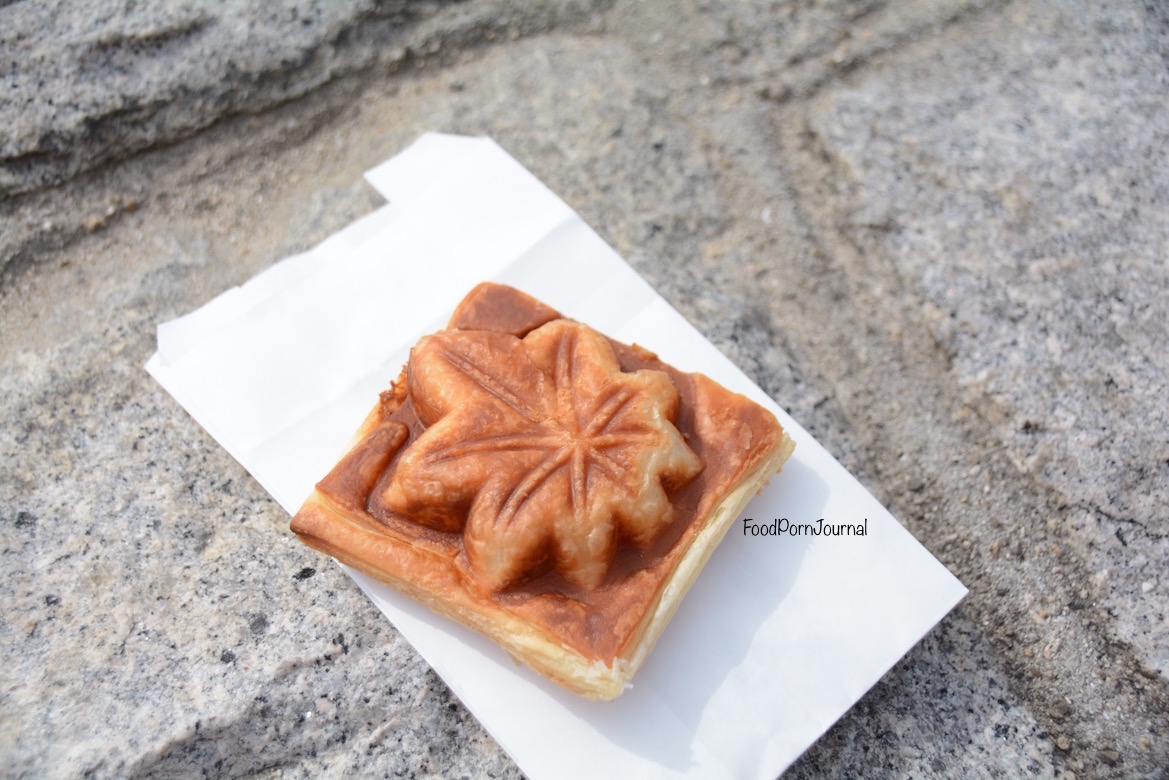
(290, 283, 794, 699)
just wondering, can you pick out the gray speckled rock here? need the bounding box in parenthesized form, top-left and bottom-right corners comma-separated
(804, 0, 1169, 683)
(3, 0, 1168, 777)
(0, 0, 606, 201)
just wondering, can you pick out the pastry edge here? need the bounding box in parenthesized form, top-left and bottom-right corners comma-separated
(290, 426, 795, 701)
(619, 427, 796, 690)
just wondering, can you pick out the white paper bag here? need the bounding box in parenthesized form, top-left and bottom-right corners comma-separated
(147, 133, 966, 779)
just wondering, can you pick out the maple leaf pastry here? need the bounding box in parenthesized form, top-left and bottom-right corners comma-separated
(290, 283, 795, 699)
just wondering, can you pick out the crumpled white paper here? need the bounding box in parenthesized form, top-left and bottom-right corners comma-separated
(146, 133, 966, 779)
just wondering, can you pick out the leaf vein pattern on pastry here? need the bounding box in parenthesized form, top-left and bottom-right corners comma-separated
(433, 343, 542, 423)
(425, 433, 565, 464)
(384, 319, 703, 591)
(497, 444, 574, 530)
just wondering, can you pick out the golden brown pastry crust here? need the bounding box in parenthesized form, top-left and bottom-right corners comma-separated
(290, 283, 794, 699)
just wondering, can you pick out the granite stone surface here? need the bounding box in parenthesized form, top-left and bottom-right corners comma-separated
(2, 0, 1167, 777)
(0, 0, 609, 201)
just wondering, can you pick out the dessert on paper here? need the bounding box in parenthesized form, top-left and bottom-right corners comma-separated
(290, 283, 795, 699)
(146, 134, 967, 779)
